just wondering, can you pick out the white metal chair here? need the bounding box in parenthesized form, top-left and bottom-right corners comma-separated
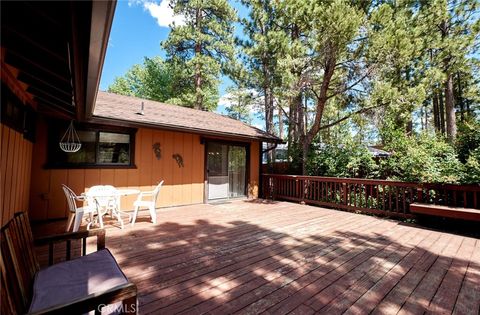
(131, 180, 164, 225)
(62, 184, 98, 232)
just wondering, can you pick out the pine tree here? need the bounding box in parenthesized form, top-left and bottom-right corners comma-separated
(282, 0, 368, 173)
(162, 0, 237, 111)
(239, 0, 287, 136)
(221, 86, 256, 123)
(418, 0, 480, 142)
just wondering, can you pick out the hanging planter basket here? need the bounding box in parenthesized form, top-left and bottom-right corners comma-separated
(59, 121, 82, 153)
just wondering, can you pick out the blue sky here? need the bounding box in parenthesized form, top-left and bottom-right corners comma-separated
(99, 0, 248, 103)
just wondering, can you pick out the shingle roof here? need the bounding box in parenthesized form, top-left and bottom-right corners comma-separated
(93, 91, 281, 142)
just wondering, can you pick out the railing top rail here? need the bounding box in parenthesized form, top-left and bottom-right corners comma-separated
(262, 174, 480, 191)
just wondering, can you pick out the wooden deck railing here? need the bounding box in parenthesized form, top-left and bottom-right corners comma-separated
(262, 174, 480, 219)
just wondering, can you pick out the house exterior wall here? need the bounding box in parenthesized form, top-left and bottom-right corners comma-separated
(1, 124, 33, 227)
(29, 118, 261, 221)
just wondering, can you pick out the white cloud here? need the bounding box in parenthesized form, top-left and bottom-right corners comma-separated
(142, 1, 185, 28)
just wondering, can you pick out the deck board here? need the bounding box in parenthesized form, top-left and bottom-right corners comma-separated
(33, 200, 480, 315)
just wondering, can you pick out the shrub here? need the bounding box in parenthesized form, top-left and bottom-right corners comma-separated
(456, 120, 480, 163)
(462, 147, 480, 184)
(380, 132, 464, 184)
(307, 138, 378, 178)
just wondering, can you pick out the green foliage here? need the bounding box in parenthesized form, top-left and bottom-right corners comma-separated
(162, 0, 237, 110)
(108, 0, 479, 185)
(222, 86, 255, 123)
(456, 120, 480, 163)
(463, 147, 480, 184)
(307, 138, 379, 179)
(307, 126, 479, 184)
(107, 56, 174, 102)
(380, 131, 464, 184)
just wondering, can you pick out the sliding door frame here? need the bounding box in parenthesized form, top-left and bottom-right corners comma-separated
(203, 139, 251, 203)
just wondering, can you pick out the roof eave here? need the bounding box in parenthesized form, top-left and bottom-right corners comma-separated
(82, 1, 116, 121)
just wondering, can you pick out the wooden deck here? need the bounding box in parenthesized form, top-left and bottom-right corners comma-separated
(33, 200, 480, 315)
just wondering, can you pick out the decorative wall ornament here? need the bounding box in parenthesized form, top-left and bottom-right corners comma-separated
(152, 142, 161, 160)
(172, 154, 184, 168)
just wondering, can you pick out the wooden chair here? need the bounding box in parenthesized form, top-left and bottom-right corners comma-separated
(131, 180, 164, 226)
(1, 212, 137, 314)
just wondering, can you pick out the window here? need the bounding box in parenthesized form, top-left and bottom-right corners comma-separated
(47, 122, 136, 168)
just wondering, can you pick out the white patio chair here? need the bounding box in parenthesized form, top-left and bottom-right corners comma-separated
(62, 184, 98, 232)
(131, 180, 164, 226)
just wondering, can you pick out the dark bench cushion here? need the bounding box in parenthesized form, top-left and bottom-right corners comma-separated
(29, 249, 128, 313)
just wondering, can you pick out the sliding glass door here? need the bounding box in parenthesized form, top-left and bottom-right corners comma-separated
(207, 143, 247, 200)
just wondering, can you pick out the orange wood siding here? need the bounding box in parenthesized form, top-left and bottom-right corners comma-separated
(249, 141, 260, 198)
(0, 124, 33, 227)
(29, 118, 262, 220)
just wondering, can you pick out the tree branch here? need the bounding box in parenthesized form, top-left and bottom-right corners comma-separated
(318, 102, 387, 131)
(326, 67, 373, 100)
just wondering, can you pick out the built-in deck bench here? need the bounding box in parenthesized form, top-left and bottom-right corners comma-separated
(410, 202, 480, 221)
(1, 212, 137, 314)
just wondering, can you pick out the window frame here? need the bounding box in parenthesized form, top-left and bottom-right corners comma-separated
(46, 122, 137, 169)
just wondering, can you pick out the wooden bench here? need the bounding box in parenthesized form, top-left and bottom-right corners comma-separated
(1, 212, 137, 314)
(410, 202, 480, 221)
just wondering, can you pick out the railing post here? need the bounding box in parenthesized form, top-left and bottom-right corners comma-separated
(417, 185, 423, 203)
(271, 176, 276, 200)
(302, 179, 308, 204)
(343, 183, 347, 205)
(296, 178, 299, 200)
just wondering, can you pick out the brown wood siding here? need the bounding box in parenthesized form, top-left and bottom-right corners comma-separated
(29, 119, 261, 220)
(0, 124, 33, 227)
(249, 141, 260, 198)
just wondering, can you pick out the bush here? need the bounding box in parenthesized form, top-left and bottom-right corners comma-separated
(380, 132, 464, 184)
(462, 147, 480, 184)
(307, 138, 379, 178)
(456, 120, 480, 163)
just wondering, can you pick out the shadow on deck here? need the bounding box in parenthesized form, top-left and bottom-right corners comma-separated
(33, 200, 480, 315)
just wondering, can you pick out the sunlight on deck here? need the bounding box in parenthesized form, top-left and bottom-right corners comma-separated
(33, 200, 480, 315)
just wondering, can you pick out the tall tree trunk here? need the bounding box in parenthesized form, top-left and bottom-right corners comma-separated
(194, 8, 202, 110)
(456, 72, 464, 122)
(433, 92, 440, 132)
(420, 106, 424, 131)
(291, 95, 299, 143)
(424, 105, 428, 130)
(297, 93, 305, 140)
(264, 86, 274, 163)
(287, 98, 294, 149)
(278, 105, 283, 139)
(439, 90, 446, 135)
(301, 53, 336, 174)
(194, 61, 202, 110)
(445, 72, 457, 142)
(304, 94, 308, 132)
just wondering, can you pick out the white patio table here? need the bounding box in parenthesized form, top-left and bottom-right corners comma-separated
(83, 186, 140, 229)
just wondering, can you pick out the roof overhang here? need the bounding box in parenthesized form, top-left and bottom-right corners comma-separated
(89, 115, 284, 144)
(1, 1, 116, 120)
